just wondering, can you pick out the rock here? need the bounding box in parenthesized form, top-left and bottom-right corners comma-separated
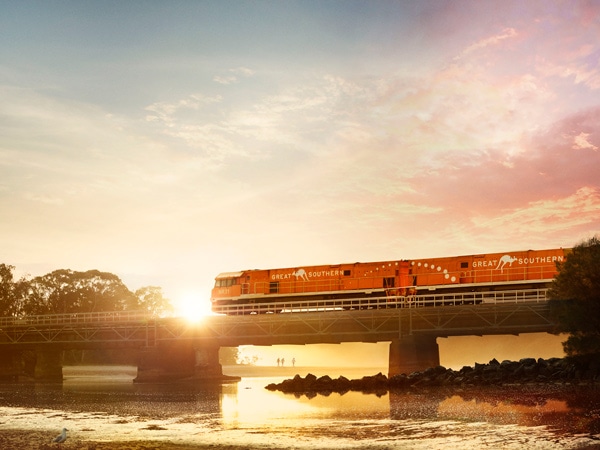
(519, 357, 537, 366)
(264, 354, 600, 395)
(459, 365, 473, 374)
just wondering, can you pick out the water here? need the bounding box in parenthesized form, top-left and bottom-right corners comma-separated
(0, 366, 599, 449)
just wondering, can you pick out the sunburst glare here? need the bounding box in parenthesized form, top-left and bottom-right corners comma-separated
(174, 291, 212, 322)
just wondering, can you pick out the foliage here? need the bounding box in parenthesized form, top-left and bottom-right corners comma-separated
(134, 286, 174, 317)
(0, 264, 19, 316)
(238, 354, 260, 365)
(0, 265, 175, 318)
(20, 269, 138, 315)
(0, 264, 31, 317)
(548, 236, 600, 356)
(219, 347, 241, 365)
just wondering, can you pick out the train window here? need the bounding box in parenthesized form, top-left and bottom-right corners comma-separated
(460, 262, 468, 269)
(269, 282, 279, 294)
(216, 278, 238, 287)
(383, 277, 395, 288)
(343, 270, 351, 276)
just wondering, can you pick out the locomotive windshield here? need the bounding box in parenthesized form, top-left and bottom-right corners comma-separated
(214, 271, 243, 288)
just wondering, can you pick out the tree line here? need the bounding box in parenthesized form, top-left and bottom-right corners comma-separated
(0, 265, 174, 318)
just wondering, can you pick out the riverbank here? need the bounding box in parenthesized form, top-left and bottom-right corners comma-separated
(1, 430, 191, 450)
(1, 430, 298, 450)
(4, 429, 600, 450)
(222, 364, 387, 379)
(4, 427, 600, 450)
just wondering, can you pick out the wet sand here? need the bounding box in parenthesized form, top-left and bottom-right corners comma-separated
(1, 429, 345, 450)
(1, 429, 261, 450)
(4, 429, 600, 450)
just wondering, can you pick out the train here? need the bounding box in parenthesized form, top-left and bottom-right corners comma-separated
(210, 248, 568, 315)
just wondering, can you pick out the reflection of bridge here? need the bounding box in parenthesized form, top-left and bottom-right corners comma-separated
(0, 288, 558, 382)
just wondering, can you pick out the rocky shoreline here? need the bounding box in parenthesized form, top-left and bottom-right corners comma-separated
(265, 355, 600, 395)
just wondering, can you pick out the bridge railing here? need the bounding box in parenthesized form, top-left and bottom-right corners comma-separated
(0, 310, 153, 328)
(0, 288, 550, 325)
(213, 288, 549, 315)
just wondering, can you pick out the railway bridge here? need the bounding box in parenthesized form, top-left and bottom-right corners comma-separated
(0, 288, 559, 382)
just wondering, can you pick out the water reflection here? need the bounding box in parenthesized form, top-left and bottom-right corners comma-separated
(434, 386, 600, 436)
(387, 385, 600, 439)
(273, 380, 600, 441)
(221, 379, 319, 428)
(0, 374, 224, 418)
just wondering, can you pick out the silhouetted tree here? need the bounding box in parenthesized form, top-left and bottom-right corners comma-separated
(219, 347, 240, 365)
(0, 264, 19, 316)
(20, 269, 138, 315)
(134, 286, 174, 317)
(548, 237, 600, 356)
(1, 265, 176, 318)
(0, 264, 31, 317)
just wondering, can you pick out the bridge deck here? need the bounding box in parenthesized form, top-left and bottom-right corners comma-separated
(0, 289, 556, 348)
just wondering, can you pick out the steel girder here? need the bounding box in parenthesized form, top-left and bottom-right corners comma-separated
(0, 302, 557, 350)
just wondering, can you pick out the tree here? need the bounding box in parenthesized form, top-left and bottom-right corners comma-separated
(0, 264, 19, 316)
(547, 237, 600, 356)
(219, 347, 240, 365)
(0, 264, 32, 317)
(134, 286, 174, 317)
(20, 269, 138, 315)
(1, 264, 176, 318)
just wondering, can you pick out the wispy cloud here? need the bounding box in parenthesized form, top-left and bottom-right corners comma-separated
(454, 27, 517, 60)
(213, 67, 255, 84)
(536, 58, 600, 90)
(213, 75, 238, 85)
(470, 187, 600, 240)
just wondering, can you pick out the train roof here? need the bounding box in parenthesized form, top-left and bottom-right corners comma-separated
(215, 271, 244, 279)
(213, 248, 567, 279)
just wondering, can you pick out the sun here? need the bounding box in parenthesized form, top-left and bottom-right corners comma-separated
(174, 291, 212, 322)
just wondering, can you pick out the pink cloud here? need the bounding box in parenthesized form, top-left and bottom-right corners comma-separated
(406, 106, 600, 216)
(573, 132, 598, 151)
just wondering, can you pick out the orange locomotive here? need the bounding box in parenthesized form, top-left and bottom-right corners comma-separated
(210, 248, 568, 314)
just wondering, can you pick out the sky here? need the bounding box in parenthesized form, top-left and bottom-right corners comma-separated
(1, 0, 599, 317)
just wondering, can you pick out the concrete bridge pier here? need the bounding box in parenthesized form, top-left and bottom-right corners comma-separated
(34, 349, 64, 382)
(0, 350, 23, 382)
(194, 345, 223, 379)
(134, 343, 223, 383)
(388, 335, 440, 377)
